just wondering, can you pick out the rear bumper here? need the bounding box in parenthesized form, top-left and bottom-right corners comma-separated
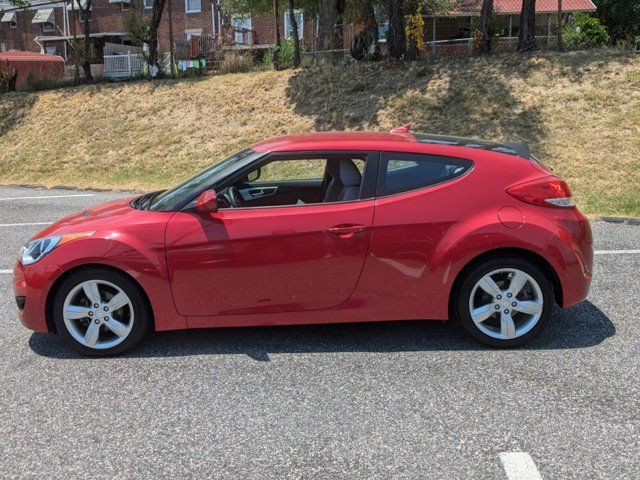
(547, 208, 593, 308)
(13, 260, 63, 333)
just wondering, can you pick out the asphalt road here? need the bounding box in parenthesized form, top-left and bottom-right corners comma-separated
(0, 186, 638, 479)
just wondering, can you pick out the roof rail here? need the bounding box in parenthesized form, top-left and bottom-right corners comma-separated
(390, 124, 412, 134)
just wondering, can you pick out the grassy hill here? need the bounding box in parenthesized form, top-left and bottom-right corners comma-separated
(1, 49, 639, 217)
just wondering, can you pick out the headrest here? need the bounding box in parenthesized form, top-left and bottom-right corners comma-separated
(339, 159, 362, 187)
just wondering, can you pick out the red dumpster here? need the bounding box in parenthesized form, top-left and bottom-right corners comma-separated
(0, 51, 65, 91)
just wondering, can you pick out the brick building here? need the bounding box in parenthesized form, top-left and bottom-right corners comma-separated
(0, 0, 597, 63)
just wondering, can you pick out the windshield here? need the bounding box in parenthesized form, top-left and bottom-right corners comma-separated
(148, 149, 262, 211)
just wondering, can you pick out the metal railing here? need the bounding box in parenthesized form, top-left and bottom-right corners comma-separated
(104, 52, 144, 78)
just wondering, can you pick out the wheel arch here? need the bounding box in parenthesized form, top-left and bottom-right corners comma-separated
(448, 247, 563, 317)
(45, 264, 155, 334)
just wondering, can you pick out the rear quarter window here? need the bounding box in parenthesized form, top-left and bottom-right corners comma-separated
(379, 152, 473, 196)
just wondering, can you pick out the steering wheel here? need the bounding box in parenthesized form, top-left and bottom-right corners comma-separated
(223, 186, 243, 208)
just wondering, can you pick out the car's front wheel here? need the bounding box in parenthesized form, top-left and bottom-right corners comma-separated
(52, 268, 151, 356)
(454, 257, 553, 347)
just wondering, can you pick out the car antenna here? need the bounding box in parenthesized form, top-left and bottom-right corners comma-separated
(390, 124, 412, 134)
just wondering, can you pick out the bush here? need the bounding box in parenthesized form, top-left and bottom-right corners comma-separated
(263, 38, 303, 69)
(0, 68, 12, 93)
(563, 13, 610, 48)
(219, 52, 255, 74)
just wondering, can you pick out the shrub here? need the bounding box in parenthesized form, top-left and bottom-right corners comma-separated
(563, 13, 610, 48)
(263, 38, 303, 69)
(219, 52, 255, 74)
(21, 72, 59, 92)
(0, 68, 11, 93)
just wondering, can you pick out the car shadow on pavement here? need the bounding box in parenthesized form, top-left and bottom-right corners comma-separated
(29, 301, 614, 360)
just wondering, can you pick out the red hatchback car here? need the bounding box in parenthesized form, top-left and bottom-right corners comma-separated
(14, 127, 593, 355)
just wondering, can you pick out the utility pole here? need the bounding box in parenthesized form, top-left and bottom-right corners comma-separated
(71, 0, 79, 85)
(272, 0, 280, 70)
(557, 0, 563, 50)
(168, 0, 175, 78)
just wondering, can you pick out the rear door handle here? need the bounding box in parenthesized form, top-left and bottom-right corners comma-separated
(327, 224, 367, 236)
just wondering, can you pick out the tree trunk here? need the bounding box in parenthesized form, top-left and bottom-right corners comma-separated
(317, 0, 338, 51)
(479, 0, 493, 54)
(362, 0, 378, 46)
(388, 0, 405, 60)
(288, 0, 301, 67)
(331, 0, 345, 50)
(517, 0, 536, 52)
(273, 0, 281, 69)
(148, 0, 167, 78)
(81, 0, 93, 82)
(350, 0, 379, 60)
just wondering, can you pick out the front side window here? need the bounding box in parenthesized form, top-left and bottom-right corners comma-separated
(215, 155, 368, 209)
(379, 152, 473, 196)
(42, 21, 55, 32)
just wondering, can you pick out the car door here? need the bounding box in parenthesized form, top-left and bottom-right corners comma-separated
(355, 151, 475, 316)
(165, 153, 377, 317)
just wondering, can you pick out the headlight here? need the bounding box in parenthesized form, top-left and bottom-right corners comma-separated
(19, 232, 95, 266)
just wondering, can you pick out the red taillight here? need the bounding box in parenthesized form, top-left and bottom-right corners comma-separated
(506, 176, 575, 208)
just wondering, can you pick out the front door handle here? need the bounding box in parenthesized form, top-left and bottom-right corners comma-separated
(327, 224, 367, 237)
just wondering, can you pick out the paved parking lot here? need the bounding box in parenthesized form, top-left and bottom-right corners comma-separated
(0, 186, 638, 479)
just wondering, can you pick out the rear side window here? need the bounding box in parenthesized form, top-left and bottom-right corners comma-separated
(378, 152, 473, 196)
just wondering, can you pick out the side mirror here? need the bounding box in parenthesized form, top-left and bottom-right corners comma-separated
(246, 167, 261, 183)
(195, 190, 219, 213)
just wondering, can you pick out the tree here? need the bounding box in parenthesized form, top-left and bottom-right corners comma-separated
(517, 0, 536, 52)
(317, 0, 336, 50)
(125, 0, 168, 78)
(350, 0, 379, 60)
(288, 0, 301, 67)
(388, 0, 405, 59)
(72, 0, 94, 81)
(478, 0, 493, 54)
(148, 0, 168, 77)
(595, 0, 640, 44)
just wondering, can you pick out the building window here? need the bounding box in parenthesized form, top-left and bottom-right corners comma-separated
(231, 14, 251, 44)
(121, 1, 130, 11)
(42, 21, 55, 33)
(144, 0, 153, 9)
(10, 20, 17, 29)
(284, 9, 303, 40)
(185, 0, 201, 13)
(80, 9, 91, 22)
(46, 46, 57, 55)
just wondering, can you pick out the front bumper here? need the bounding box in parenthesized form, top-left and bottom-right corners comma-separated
(13, 260, 63, 333)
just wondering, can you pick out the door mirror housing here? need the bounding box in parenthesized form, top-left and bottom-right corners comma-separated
(195, 190, 219, 213)
(246, 167, 261, 183)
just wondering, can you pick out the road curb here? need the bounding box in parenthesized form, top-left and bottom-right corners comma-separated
(598, 216, 640, 226)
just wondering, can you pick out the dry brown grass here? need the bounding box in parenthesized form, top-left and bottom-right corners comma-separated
(1, 49, 638, 216)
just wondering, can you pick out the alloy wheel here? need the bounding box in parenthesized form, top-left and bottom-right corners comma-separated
(468, 268, 544, 340)
(62, 280, 134, 350)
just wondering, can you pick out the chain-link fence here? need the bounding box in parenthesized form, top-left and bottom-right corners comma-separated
(0, 0, 599, 89)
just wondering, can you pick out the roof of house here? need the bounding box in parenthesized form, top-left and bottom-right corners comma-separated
(0, 0, 65, 12)
(450, 0, 596, 15)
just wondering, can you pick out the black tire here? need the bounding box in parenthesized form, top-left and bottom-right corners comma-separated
(453, 256, 554, 347)
(52, 268, 151, 356)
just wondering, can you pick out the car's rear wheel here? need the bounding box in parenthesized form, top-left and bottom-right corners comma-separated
(454, 257, 553, 347)
(52, 268, 151, 356)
